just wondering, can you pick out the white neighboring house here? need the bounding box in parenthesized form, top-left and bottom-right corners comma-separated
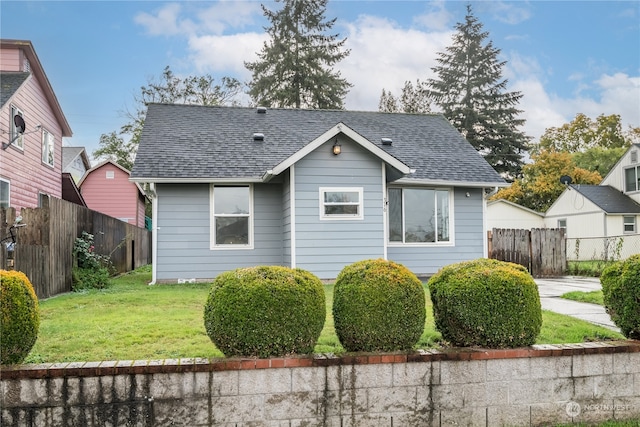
(486, 199, 545, 230)
(544, 144, 640, 261)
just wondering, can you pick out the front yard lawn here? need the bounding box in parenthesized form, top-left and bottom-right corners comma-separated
(561, 290, 604, 305)
(24, 267, 624, 363)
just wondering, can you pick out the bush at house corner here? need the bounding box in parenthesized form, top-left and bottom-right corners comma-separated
(428, 258, 542, 348)
(601, 254, 640, 339)
(203, 266, 325, 358)
(332, 259, 426, 352)
(1, 270, 40, 365)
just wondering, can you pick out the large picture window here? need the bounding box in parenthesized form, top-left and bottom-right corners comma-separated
(388, 187, 450, 244)
(42, 129, 54, 166)
(319, 187, 363, 220)
(625, 166, 640, 192)
(211, 185, 252, 247)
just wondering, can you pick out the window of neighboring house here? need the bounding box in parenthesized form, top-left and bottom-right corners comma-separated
(38, 192, 48, 207)
(388, 187, 451, 244)
(623, 216, 636, 233)
(631, 151, 638, 164)
(211, 185, 252, 248)
(557, 219, 567, 234)
(625, 165, 640, 192)
(319, 187, 363, 220)
(0, 179, 9, 208)
(106, 170, 115, 179)
(10, 105, 24, 150)
(41, 129, 54, 167)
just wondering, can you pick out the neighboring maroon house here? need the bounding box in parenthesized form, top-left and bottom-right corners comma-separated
(0, 39, 73, 210)
(79, 160, 147, 228)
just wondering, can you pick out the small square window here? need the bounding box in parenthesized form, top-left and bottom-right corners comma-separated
(106, 171, 115, 179)
(319, 187, 363, 220)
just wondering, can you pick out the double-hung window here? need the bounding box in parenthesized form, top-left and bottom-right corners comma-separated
(320, 187, 363, 220)
(10, 105, 24, 150)
(625, 166, 640, 193)
(388, 187, 450, 244)
(42, 129, 54, 167)
(623, 216, 636, 234)
(211, 185, 252, 248)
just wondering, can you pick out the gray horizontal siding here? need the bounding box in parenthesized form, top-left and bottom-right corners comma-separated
(155, 183, 283, 282)
(293, 138, 385, 279)
(388, 188, 485, 277)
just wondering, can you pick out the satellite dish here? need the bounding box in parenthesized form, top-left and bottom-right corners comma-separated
(13, 115, 26, 134)
(560, 175, 572, 185)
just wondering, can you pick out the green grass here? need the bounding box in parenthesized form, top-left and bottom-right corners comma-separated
(24, 267, 624, 363)
(561, 290, 605, 306)
(567, 260, 617, 277)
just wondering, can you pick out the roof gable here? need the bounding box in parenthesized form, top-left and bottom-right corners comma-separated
(132, 104, 505, 187)
(0, 39, 72, 137)
(0, 72, 30, 108)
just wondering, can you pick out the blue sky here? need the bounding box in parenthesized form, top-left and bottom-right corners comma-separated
(2, 1, 639, 160)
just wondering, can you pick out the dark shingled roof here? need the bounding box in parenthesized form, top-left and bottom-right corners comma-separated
(131, 103, 505, 185)
(572, 185, 640, 214)
(1, 72, 29, 107)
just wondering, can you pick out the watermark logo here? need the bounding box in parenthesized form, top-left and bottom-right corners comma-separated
(566, 401, 581, 418)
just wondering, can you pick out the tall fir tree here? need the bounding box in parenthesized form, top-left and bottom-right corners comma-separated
(378, 80, 431, 114)
(245, 0, 351, 109)
(427, 5, 529, 179)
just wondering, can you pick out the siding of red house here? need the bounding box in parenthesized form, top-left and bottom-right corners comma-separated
(80, 161, 145, 228)
(0, 40, 72, 210)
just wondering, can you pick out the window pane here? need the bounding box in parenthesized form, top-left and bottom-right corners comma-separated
(324, 191, 359, 203)
(0, 180, 8, 208)
(404, 188, 435, 242)
(625, 168, 637, 192)
(215, 187, 250, 214)
(325, 205, 358, 215)
(215, 217, 249, 244)
(624, 216, 635, 233)
(437, 190, 450, 242)
(388, 188, 402, 242)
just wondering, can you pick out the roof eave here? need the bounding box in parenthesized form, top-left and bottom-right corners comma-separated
(393, 177, 508, 188)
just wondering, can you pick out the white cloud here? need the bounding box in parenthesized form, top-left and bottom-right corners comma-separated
(187, 32, 267, 77)
(135, 3, 196, 37)
(482, 1, 532, 25)
(412, 0, 455, 32)
(339, 15, 452, 111)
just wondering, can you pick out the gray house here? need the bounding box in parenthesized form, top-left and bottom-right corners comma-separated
(130, 104, 506, 283)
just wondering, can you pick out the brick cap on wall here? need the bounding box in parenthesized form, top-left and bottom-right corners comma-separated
(2, 340, 638, 380)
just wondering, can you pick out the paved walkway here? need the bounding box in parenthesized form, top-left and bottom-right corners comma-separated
(534, 276, 619, 331)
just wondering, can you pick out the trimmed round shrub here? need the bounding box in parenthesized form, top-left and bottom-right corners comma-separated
(1, 270, 40, 365)
(601, 255, 640, 339)
(428, 259, 542, 348)
(332, 259, 425, 352)
(203, 266, 325, 357)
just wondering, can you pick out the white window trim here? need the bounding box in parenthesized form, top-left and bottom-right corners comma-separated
(210, 184, 254, 250)
(319, 187, 363, 220)
(623, 216, 636, 234)
(387, 186, 454, 247)
(10, 105, 24, 150)
(41, 128, 54, 167)
(0, 178, 10, 208)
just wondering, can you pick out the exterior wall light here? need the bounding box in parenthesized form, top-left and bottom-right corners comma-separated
(332, 140, 342, 155)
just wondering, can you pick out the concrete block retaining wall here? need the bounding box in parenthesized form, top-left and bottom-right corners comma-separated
(2, 341, 639, 426)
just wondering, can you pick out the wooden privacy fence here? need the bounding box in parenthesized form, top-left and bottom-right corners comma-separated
(488, 228, 566, 277)
(0, 197, 151, 299)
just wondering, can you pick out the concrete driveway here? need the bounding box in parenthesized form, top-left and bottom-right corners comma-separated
(534, 276, 619, 331)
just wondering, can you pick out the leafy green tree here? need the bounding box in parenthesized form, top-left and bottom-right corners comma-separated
(427, 5, 529, 179)
(245, 0, 351, 109)
(533, 113, 639, 176)
(378, 80, 431, 114)
(93, 66, 242, 165)
(492, 150, 602, 212)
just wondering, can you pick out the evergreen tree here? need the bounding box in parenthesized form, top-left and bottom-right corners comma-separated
(245, 0, 351, 109)
(427, 5, 529, 179)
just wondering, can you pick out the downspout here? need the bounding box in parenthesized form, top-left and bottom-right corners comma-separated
(149, 183, 158, 285)
(290, 165, 296, 268)
(382, 163, 388, 260)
